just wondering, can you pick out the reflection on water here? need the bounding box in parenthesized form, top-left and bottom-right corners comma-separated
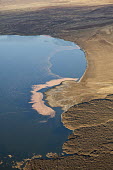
(0, 35, 86, 168)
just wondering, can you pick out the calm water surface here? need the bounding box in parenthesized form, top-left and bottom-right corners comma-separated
(0, 35, 86, 168)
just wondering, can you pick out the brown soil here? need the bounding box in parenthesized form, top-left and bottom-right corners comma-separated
(1, 0, 113, 11)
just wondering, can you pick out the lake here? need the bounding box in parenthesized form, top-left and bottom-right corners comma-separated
(0, 35, 86, 168)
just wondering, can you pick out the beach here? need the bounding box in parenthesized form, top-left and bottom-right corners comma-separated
(30, 78, 77, 117)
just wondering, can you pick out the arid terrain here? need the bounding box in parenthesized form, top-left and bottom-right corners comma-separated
(1, 0, 113, 169)
(1, 0, 113, 11)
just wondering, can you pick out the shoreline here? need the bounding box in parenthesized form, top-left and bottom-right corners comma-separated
(47, 43, 80, 79)
(29, 39, 79, 118)
(45, 25, 113, 117)
(29, 78, 78, 117)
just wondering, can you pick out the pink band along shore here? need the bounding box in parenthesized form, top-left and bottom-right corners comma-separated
(29, 78, 78, 118)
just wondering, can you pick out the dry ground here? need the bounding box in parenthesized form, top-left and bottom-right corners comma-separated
(0, 0, 113, 11)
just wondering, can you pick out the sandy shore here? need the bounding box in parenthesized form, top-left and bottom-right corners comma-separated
(45, 9, 113, 113)
(30, 78, 77, 117)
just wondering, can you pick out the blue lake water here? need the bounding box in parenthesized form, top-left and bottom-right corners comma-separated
(0, 35, 86, 168)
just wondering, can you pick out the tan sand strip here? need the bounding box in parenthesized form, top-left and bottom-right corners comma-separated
(29, 78, 78, 117)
